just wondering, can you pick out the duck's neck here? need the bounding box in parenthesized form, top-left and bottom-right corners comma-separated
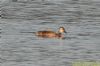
(57, 33, 63, 38)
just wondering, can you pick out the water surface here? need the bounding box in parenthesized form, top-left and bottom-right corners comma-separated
(0, 0, 100, 66)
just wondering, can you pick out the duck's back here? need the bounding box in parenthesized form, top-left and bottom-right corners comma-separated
(36, 31, 55, 35)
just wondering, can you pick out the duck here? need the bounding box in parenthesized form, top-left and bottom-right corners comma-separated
(35, 27, 66, 38)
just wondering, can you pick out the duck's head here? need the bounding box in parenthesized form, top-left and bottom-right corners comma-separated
(58, 27, 67, 33)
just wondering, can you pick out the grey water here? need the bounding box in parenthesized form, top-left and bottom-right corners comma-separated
(0, 0, 100, 66)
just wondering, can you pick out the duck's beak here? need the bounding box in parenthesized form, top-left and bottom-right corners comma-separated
(64, 31, 67, 33)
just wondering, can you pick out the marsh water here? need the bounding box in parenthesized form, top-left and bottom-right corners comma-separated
(0, 0, 100, 66)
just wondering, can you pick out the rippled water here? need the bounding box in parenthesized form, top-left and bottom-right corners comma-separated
(0, 0, 100, 66)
